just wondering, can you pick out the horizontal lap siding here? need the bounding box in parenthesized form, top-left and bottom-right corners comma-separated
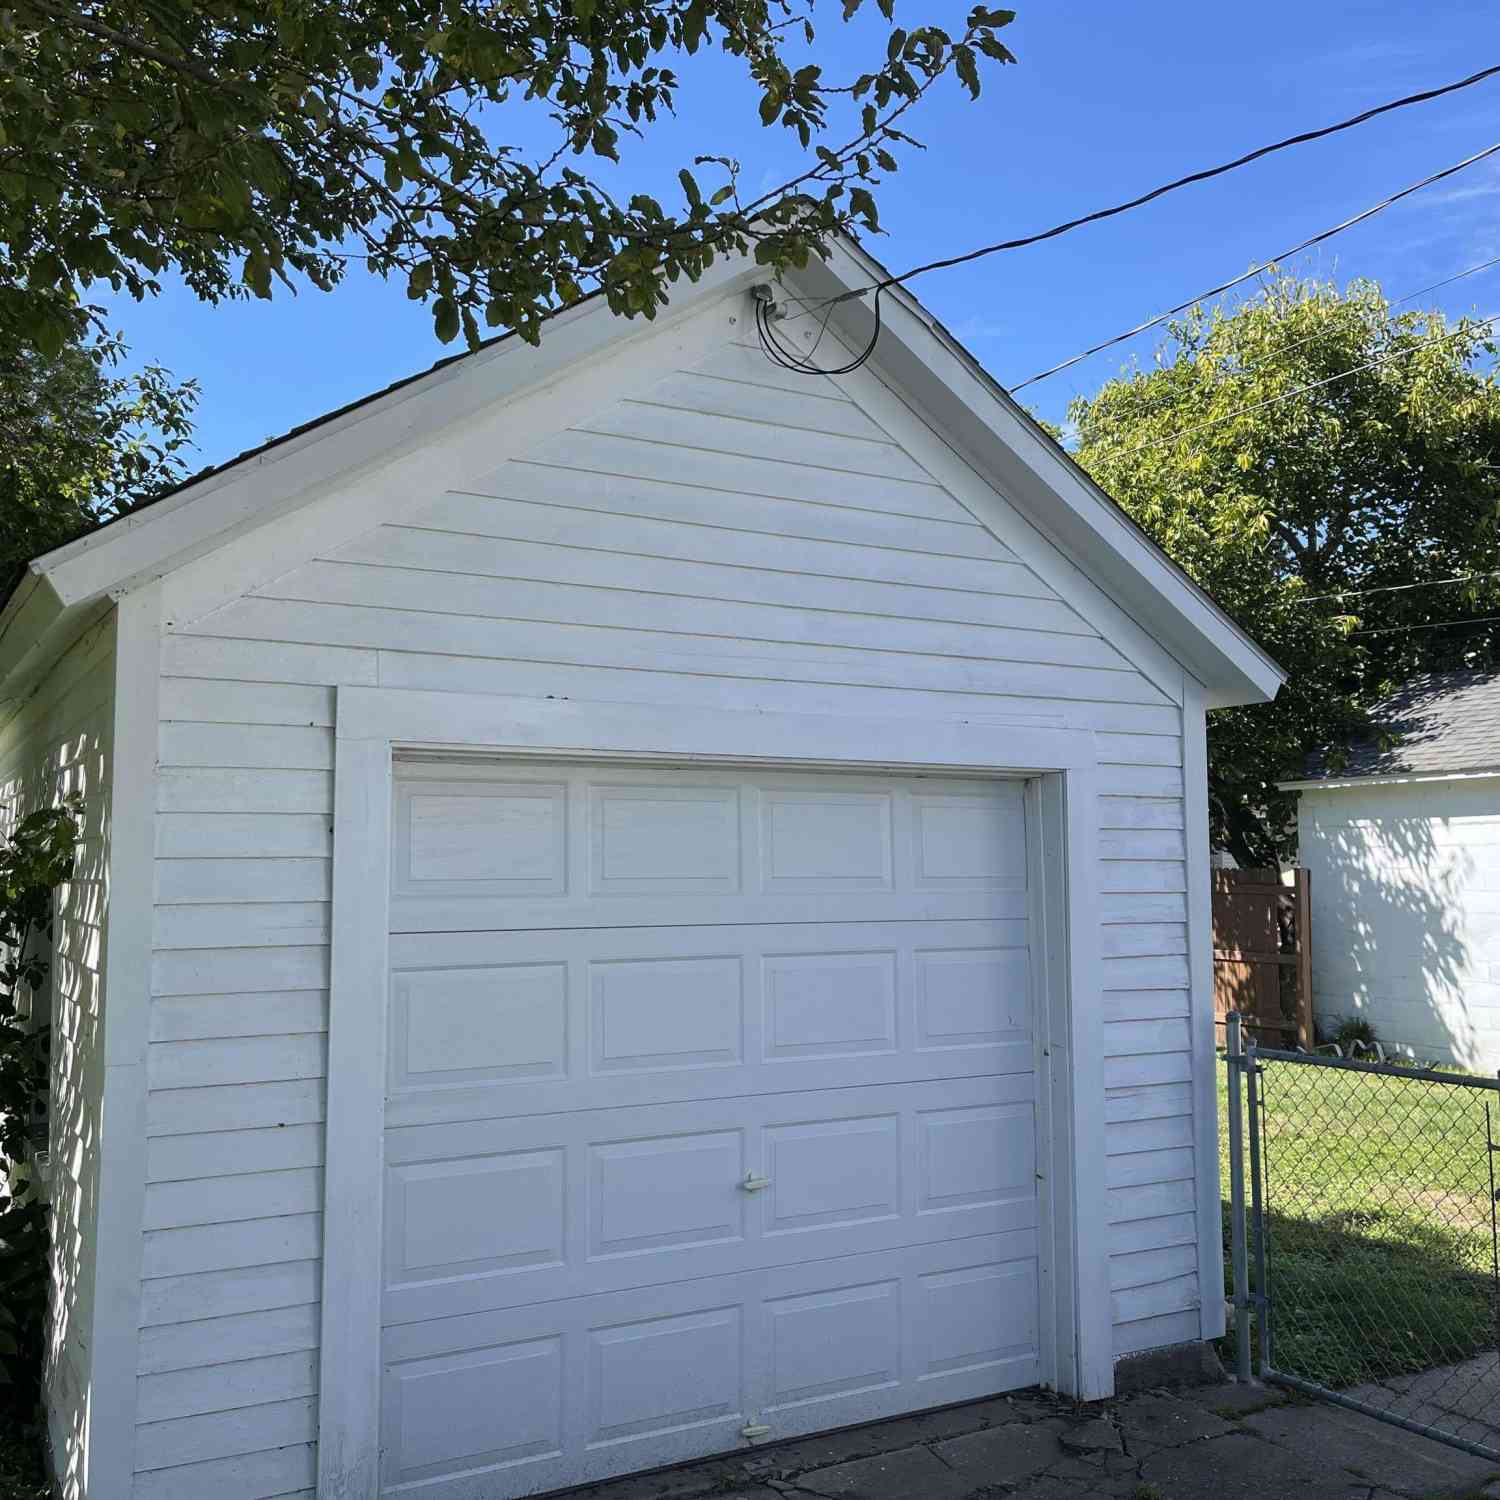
(139, 341, 1196, 1485)
(1099, 759, 1200, 1354)
(0, 616, 116, 1499)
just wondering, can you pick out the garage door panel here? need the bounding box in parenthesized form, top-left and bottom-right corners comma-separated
(391, 766, 1026, 935)
(386, 1040, 1035, 1130)
(383, 1079, 1038, 1327)
(388, 918, 1032, 1121)
(380, 1233, 1040, 1500)
(382, 764, 1041, 1500)
(392, 886, 1028, 933)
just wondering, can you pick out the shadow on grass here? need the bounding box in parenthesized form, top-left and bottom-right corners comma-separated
(1219, 1198, 1499, 1389)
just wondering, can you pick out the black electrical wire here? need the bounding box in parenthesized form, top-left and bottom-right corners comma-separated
(757, 61, 1500, 378)
(754, 287, 884, 377)
(852, 61, 1500, 309)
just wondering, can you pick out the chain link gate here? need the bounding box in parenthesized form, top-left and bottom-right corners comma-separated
(1224, 1013, 1500, 1461)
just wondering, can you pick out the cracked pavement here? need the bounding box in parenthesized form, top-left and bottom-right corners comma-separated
(557, 1380, 1500, 1500)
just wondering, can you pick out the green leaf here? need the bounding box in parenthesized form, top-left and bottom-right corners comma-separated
(433, 296, 460, 343)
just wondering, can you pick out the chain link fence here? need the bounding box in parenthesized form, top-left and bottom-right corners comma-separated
(1224, 1017, 1500, 1461)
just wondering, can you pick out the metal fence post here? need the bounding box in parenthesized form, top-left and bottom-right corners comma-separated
(1244, 1035, 1271, 1377)
(1225, 1011, 1252, 1381)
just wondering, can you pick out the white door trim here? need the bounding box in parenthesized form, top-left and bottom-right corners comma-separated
(317, 687, 1111, 1500)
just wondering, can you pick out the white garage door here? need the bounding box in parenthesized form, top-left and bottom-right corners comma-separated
(380, 761, 1044, 1499)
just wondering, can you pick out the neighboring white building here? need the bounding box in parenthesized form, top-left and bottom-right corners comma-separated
(0, 238, 1281, 1500)
(1286, 669, 1500, 1070)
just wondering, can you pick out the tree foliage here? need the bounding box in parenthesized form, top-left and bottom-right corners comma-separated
(0, 805, 79, 1418)
(1069, 276, 1500, 866)
(0, 0, 1018, 355)
(0, 334, 197, 590)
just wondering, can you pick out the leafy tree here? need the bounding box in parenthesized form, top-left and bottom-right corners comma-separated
(1068, 276, 1500, 867)
(0, 334, 198, 589)
(0, 0, 1018, 355)
(0, 805, 80, 1418)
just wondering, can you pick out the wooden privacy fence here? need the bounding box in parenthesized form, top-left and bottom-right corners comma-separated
(1213, 867, 1313, 1048)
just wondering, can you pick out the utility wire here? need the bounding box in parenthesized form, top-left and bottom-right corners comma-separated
(840, 62, 1500, 310)
(759, 62, 1500, 378)
(1121, 311, 1500, 455)
(1071, 250, 1500, 435)
(1009, 139, 1500, 392)
(1296, 571, 1500, 606)
(1351, 614, 1500, 638)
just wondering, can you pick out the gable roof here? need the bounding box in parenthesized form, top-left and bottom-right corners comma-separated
(1285, 668, 1500, 789)
(0, 236, 1284, 710)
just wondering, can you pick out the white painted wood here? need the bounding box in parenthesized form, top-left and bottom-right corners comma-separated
(261, 558, 1132, 669)
(769, 240, 1283, 706)
(0, 613, 117, 1500)
(193, 596, 1169, 707)
(328, 527, 1084, 634)
(96, 294, 1235, 1493)
(374, 760, 1044, 1498)
(310, 688, 1108, 1500)
(46, 263, 758, 615)
(317, 734, 390, 1500)
(1058, 767, 1113, 1399)
(450, 464, 1010, 562)
(85, 585, 162, 1500)
(1180, 677, 1223, 1342)
(336, 687, 1099, 771)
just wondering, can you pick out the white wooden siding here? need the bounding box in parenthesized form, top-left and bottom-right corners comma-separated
(1300, 777, 1500, 1070)
(136, 330, 1199, 1492)
(0, 614, 116, 1499)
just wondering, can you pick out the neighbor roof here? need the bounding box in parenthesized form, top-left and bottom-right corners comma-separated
(1287, 668, 1500, 788)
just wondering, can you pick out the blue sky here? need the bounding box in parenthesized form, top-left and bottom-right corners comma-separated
(103, 0, 1500, 471)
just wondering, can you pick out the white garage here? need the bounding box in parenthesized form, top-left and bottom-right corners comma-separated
(0, 234, 1281, 1500)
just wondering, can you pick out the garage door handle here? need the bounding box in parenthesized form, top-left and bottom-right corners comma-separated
(741, 1422, 772, 1440)
(740, 1172, 772, 1192)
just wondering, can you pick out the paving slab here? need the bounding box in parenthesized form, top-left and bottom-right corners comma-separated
(1058, 1415, 1122, 1455)
(1117, 1391, 1233, 1452)
(930, 1420, 1069, 1485)
(1140, 1430, 1377, 1500)
(1242, 1400, 1498, 1496)
(792, 1445, 972, 1500)
(544, 1379, 1500, 1500)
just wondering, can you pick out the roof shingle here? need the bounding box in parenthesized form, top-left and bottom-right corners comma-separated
(1302, 668, 1500, 781)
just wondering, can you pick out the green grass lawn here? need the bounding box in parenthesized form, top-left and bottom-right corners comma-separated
(1218, 1057, 1500, 1389)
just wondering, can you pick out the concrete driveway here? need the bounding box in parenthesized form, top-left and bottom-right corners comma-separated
(557, 1379, 1500, 1500)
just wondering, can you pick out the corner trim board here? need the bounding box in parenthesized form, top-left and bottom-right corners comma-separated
(88, 583, 162, 1500)
(1182, 675, 1224, 1342)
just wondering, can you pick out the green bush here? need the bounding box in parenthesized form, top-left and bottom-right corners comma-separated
(0, 805, 79, 1423)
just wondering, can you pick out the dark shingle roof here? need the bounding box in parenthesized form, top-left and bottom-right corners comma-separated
(1301, 668, 1500, 781)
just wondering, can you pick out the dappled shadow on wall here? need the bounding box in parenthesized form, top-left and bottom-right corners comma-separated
(1309, 782, 1484, 1068)
(2, 730, 109, 1500)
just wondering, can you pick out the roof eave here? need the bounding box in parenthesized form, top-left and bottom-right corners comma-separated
(1280, 765, 1500, 792)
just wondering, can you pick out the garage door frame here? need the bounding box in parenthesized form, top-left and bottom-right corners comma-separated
(317, 686, 1110, 1500)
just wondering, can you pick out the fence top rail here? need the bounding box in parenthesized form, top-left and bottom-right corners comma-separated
(1245, 1043, 1500, 1091)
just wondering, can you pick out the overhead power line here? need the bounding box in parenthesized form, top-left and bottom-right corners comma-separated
(855, 63, 1500, 299)
(1010, 139, 1500, 392)
(1351, 614, 1500, 638)
(1071, 249, 1500, 435)
(1296, 571, 1500, 606)
(1122, 311, 1500, 455)
(760, 61, 1500, 378)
